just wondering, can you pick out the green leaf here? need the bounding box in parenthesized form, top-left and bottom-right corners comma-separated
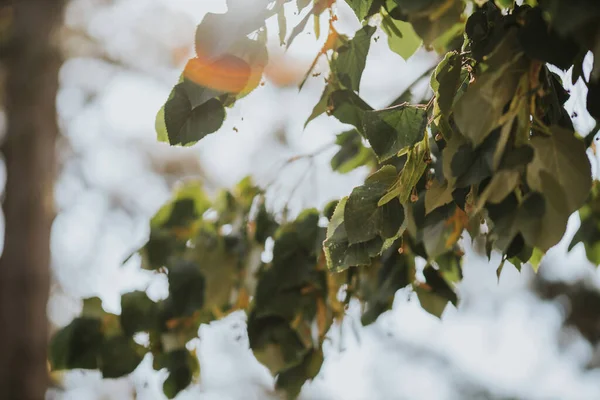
(474, 169, 520, 212)
(415, 286, 448, 318)
(517, 169, 574, 252)
(163, 82, 226, 146)
(305, 84, 335, 128)
(393, 0, 445, 14)
(345, 166, 403, 244)
(529, 247, 544, 273)
(255, 200, 279, 243)
(82, 297, 106, 319)
(330, 129, 374, 173)
(323, 199, 339, 221)
(324, 198, 375, 271)
(248, 316, 310, 375)
(381, 13, 422, 60)
(450, 132, 497, 188)
(379, 139, 429, 205)
(344, 0, 374, 21)
(275, 348, 324, 399)
(155, 350, 199, 399)
(422, 203, 465, 259)
(168, 260, 206, 317)
(408, 0, 464, 48)
(100, 335, 146, 378)
(120, 291, 159, 336)
(156, 106, 169, 143)
(49, 318, 103, 371)
(332, 25, 376, 92)
(152, 182, 211, 229)
(363, 104, 427, 161)
(517, 7, 579, 70)
(538, 0, 600, 36)
(454, 51, 527, 146)
(526, 126, 592, 213)
(361, 247, 413, 325)
(431, 51, 463, 116)
(425, 179, 453, 214)
(330, 89, 373, 130)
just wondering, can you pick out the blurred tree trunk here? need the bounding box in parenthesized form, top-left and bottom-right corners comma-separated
(0, 1, 65, 399)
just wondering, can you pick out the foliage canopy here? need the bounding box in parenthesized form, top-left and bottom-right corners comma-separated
(51, 0, 600, 398)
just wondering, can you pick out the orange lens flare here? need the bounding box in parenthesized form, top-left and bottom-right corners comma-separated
(183, 55, 251, 94)
(264, 55, 307, 87)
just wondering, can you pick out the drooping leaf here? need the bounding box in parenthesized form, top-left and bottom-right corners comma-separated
(120, 291, 159, 336)
(431, 51, 463, 116)
(254, 200, 280, 243)
(517, 7, 580, 70)
(155, 349, 200, 399)
(465, 3, 506, 62)
(331, 129, 374, 173)
(324, 198, 379, 271)
(305, 83, 335, 128)
(49, 318, 104, 371)
(409, 0, 465, 48)
(361, 245, 413, 325)
(345, 166, 404, 244)
(163, 84, 225, 146)
(425, 179, 454, 214)
(248, 316, 310, 376)
(569, 183, 600, 264)
(331, 25, 376, 92)
(330, 89, 373, 130)
(526, 126, 592, 213)
(275, 348, 324, 399)
(450, 131, 498, 188)
(454, 34, 528, 146)
(344, 0, 376, 21)
(422, 203, 467, 259)
(587, 77, 600, 121)
(168, 260, 206, 317)
(363, 104, 428, 161)
(381, 13, 422, 60)
(516, 180, 569, 252)
(474, 169, 520, 212)
(152, 182, 211, 230)
(415, 285, 448, 318)
(100, 335, 146, 378)
(379, 139, 429, 205)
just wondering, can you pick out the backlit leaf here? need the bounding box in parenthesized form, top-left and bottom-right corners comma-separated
(345, 166, 403, 244)
(526, 126, 592, 213)
(332, 25, 376, 92)
(381, 13, 422, 60)
(363, 104, 427, 161)
(379, 139, 429, 205)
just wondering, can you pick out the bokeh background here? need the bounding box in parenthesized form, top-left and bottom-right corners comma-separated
(46, 0, 600, 399)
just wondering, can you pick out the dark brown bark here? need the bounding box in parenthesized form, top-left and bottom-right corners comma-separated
(0, 1, 65, 399)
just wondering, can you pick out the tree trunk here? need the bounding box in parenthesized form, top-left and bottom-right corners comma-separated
(0, 1, 65, 399)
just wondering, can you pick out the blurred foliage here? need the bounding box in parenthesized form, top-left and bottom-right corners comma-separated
(51, 0, 600, 398)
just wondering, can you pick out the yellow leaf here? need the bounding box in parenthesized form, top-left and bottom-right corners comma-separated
(316, 298, 328, 338)
(445, 207, 467, 248)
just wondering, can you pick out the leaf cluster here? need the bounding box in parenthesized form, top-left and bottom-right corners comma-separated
(52, 0, 600, 398)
